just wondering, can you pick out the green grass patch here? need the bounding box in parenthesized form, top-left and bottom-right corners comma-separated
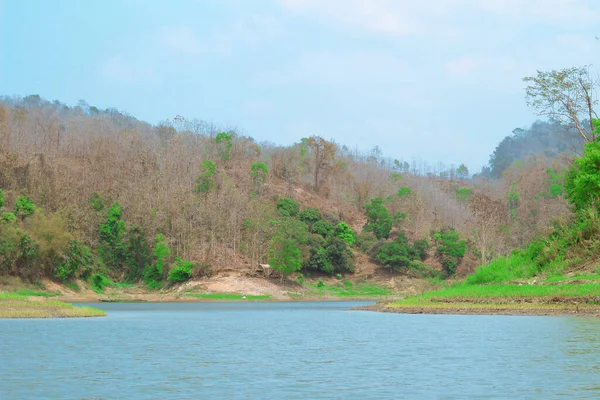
(188, 293, 272, 300)
(306, 281, 391, 297)
(0, 293, 106, 318)
(13, 289, 59, 297)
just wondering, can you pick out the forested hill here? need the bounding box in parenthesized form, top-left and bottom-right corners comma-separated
(478, 121, 582, 179)
(0, 95, 572, 288)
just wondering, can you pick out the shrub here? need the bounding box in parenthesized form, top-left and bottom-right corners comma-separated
(298, 207, 322, 225)
(397, 187, 411, 198)
(411, 239, 430, 261)
(277, 198, 300, 217)
(305, 246, 333, 273)
(325, 236, 354, 273)
(334, 222, 356, 246)
(364, 197, 392, 239)
(1, 212, 16, 224)
(250, 162, 268, 194)
(311, 220, 333, 238)
(98, 202, 126, 272)
(54, 240, 93, 280)
(195, 161, 217, 193)
(434, 227, 466, 276)
(90, 273, 112, 293)
(0, 188, 4, 208)
(15, 196, 36, 218)
(168, 258, 194, 283)
(565, 139, 600, 212)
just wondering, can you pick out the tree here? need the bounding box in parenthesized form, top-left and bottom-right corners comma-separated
(363, 197, 392, 240)
(269, 235, 302, 282)
(15, 196, 36, 219)
(524, 67, 598, 143)
(334, 222, 355, 246)
(215, 132, 233, 160)
(565, 138, 600, 212)
(456, 164, 469, 180)
(303, 136, 337, 191)
(195, 161, 216, 193)
(277, 198, 300, 217)
(250, 162, 268, 195)
(298, 207, 322, 225)
(98, 202, 126, 272)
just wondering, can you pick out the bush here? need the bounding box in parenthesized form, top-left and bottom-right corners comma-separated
(167, 258, 194, 283)
(54, 241, 93, 280)
(305, 246, 333, 273)
(325, 236, 354, 273)
(311, 220, 333, 238)
(334, 222, 356, 246)
(15, 196, 36, 218)
(298, 207, 322, 225)
(0, 188, 4, 208)
(277, 198, 300, 217)
(364, 197, 392, 239)
(434, 227, 466, 276)
(1, 212, 16, 224)
(90, 273, 112, 293)
(411, 239, 430, 261)
(195, 161, 217, 193)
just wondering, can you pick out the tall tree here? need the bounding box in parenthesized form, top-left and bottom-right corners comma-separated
(524, 67, 598, 143)
(303, 136, 337, 192)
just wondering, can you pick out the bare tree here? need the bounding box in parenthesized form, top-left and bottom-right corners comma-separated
(524, 66, 598, 143)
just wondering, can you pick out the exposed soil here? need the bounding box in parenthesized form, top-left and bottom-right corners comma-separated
(357, 301, 600, 317)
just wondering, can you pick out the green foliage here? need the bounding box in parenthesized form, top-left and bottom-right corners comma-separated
(397, 187, 411, 198)
(310, 220, 333, 238)
(456, 187, 472, 201)
(363, 197, 392, 239)
(507, 182, 520, 218)
(376, 233, 412, 271)
(565, 139, 600, 212)
(411, 239, 430, 261)
(0, 189, 4, 208)
(392, 212, 407, 227)
(154, 234, 171, 273)
(305, 246, 333, 273)
(1, 212, 16, 224)
(215, 132, 233, 160)
(98, 202, 126, 272)
(276, 198, 300, 217)
(123, 224, 150, 283)
(334, 222, 356, 246)
(90, 273, 112, 293)
(167, 258, 194, 283)
(89, 192, 105, 212)
(298, 207, 322, 225)
(15, 196, 36, 218)
(250, 162, 268, 194)
(269, 235, 303, 279)
(54, 241, 93, 280)
(195, 160, 217, 193)
(325, 236, 354, 273)
(434, 227, 466, 276)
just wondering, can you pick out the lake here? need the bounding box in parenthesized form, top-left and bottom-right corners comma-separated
(1, 301, 600, 399)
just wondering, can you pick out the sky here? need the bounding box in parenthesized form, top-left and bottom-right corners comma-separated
(1, 0, 599, 172)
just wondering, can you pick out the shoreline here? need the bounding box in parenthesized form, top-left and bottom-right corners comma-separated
(356, 303, 600, 317)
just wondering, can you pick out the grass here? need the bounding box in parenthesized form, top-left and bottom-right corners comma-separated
(387, 281, 600, 314)
(0, 293, 106, 318)
(306, 281, 391, 297)
(187, 293, 272, 300)
(14, 289, 59, 297)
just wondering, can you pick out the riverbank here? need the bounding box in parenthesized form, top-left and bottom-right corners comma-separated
(0, 293, 106, 318)
(358, 280, 600, 317)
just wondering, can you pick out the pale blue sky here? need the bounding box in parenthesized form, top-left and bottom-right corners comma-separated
(1, 0, 599, 171)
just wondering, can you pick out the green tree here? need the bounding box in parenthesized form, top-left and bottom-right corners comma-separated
(334, 222, 355, 246)
(195, 161, 217, 193)
(167, 258, 194, 283)
(565, 137, 600, 212)
(298, 207, 322, 225)
(277, 198, 300, 217)
(364, 197, 392, 239)
(15, 196, 36, 219)
(269, 235, 302, 282)
(98, 202, 126, 272)
(324, 236, 354, 273)
(144, 233, 171, 288)
(434, 227, 466, 276)
(215, 132, 233, 160)
(311, 220, 333, 238)
(250, 162, 268, 195)
(0, 189, 4, 208)
(456, 164, 469, 180)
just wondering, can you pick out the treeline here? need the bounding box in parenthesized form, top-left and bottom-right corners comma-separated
(0, 94, 574, 286)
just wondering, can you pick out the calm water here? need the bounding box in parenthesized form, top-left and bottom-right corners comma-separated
(1, 302, 600, 399)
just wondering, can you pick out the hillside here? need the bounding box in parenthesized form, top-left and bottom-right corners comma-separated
(0, 95, 575, 296)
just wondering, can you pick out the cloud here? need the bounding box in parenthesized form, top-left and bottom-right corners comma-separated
(158, 26, 204, 55)
(99, 56, 155, 85)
